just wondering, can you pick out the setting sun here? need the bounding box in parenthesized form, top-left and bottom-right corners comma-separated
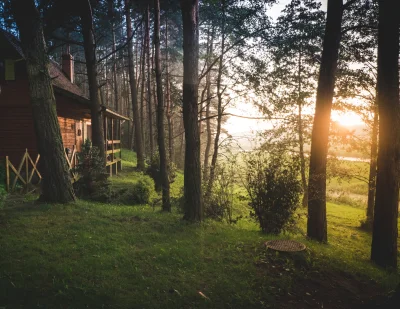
(331, 111, 364, 127)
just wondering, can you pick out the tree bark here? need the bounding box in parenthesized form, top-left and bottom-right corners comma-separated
(366, 103, 378, 227)
(203, 28, 214, 182)
(371, 0, 399, 269)
(139, 25, 146, 156)
(180, 0, 203, 221)
(206, 2, 225, 200)
(165, 19, 174, 163)
(298, 48, 308, 208)
(12, 0, 75, 203)
(80, 0, 106, 163)
(146, 5, 154, 158)
(125, 0, 145, 170)
(307, 0, 343, 243)
(203, 76, 212, 182)
(108, 0, 119, 113)
(154, 0, 171, 212)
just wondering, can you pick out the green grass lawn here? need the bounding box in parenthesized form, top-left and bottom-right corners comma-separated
(0, 150, 399, 309)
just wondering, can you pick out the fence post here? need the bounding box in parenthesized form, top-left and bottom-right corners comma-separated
(5, 156, 10, 192)
(25, 149, 29, 193)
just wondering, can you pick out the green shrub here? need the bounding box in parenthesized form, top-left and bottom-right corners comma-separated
(118, 174, 155, 205)
(73, 139, 110, 201)
(171, 187, 185, 213)
(146, 152, 176, 192)
(244, 151, 302, 234)
(204, 163, 240, 223)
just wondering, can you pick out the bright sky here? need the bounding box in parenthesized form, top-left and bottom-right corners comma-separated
(331, 110, 364, 126)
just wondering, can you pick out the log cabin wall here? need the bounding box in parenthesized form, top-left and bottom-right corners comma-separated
(0, 31, 90, 166)
(0, 83, 89, 164)
(0, 106, 37, 165)
(58, 117, 76, 151)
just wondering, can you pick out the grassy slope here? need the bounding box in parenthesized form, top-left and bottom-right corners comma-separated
(0, 150, 399, 309)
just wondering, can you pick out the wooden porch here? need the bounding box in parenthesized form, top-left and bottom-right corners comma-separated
(102, 108, 130, 177)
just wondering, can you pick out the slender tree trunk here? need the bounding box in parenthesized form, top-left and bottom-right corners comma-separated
(112, 30, 118, 112)
(125, 0, 145, 170)
(154, 0, 171, 211)
(371, 0, 399, 269)
(165, 19, 174, 163)
(206, 2, 225, 200)
(365, 103, 378, 227)
(203, 70, 212, 181)
(140, 26, 146, 156)
(12, 0, 75, 203)
(180, 0, 203, 221)
(80, 1, 106, 163)
(298, 48, 308, 207)
(307, 0, 343, 243)
(146, 5, 154, 158)
(108, 0, 119, 112)
(203, 27, 214, 182)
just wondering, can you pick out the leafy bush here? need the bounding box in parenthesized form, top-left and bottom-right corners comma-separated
(204, 162, 239, 223)
(244, 151, 302, 234)
(170, 187, 185, 213)
(118, 174, 155, 205)
(146, 152, 176, 192)
(73, 139, 110, 201)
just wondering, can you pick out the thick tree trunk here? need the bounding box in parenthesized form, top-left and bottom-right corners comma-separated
(146, 6, 154, 158)
(80, 1, 106, 163)
(371, 0, 399, 269)
(12, 0, 75, 203)
(125, 0, 145, 170)
(307, 0, 343, 243)
(154, 0, 171, 212)
(179, 118, 185, 168)
(365, 103, 378, 227)
(180, 0, 203, 221)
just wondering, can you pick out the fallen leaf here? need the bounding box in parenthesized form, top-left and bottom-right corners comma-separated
(198, 291, 210, 300)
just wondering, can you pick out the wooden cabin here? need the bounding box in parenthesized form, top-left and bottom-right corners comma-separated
(0, 29, 129, 176)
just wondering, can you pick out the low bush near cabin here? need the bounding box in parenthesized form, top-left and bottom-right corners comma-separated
(118, 174, 155, 205)
(244, 151, 302, 234)
(73, 139, 111, 201)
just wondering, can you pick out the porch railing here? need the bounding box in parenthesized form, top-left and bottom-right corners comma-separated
(5, 148, 78, 193)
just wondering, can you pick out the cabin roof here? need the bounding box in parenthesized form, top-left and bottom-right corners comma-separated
(48, 60, 90, 103)
(0, 29, 129, 121)
(0, 28, 89, 103)
(0, 29, 24, 58)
